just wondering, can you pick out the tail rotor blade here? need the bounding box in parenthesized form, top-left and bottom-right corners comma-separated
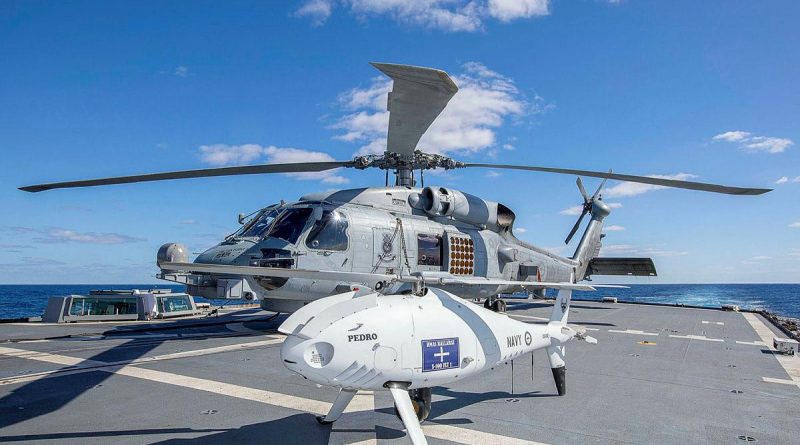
(564, 209, 587, 245)
(591, 170, 611, 200)
(576, 177, 589, 202)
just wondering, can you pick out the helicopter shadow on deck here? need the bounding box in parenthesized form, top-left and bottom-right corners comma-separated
(0, 313, 281, 432)
(0, 427, 226, 443)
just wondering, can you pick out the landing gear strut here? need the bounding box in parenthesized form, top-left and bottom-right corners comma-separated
(393, 387, 432, 422)
(483, 295, 507, 313)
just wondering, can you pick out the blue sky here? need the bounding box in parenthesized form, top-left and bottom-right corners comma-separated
(1, 0, 798, 284)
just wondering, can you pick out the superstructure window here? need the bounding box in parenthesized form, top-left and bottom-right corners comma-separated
(265, 208, 313, 244)
(417, 234, 442, 266)
(306, 210, 349, 251)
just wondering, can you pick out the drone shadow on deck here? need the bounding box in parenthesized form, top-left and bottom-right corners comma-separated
(151, 413, 333, 445)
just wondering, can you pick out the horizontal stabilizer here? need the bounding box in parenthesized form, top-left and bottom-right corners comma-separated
(585, 257, 656, 277)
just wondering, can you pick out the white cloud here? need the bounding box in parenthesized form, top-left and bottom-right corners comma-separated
(198, 144, 349, 184)
(603, 225, 625, 232)
(296, 0, 550, 32)
(487, 0, 549, 22)
(295, 0, 333, 25)
(790, 222, 800, 228)
(788, 248, 800, 257)
(603, 173, 697, 198)
(174, 66, 189, 77)
(515, 227, 527, 233)
(485, 170, 501, 178)
(712, 130, 793, 154)
(560, 202, 622, 216)
(334, 62, 532, 157)
(712, 131, 751, 142)
(741, 255, 771, 265)
(795, 176, 800, 183)
(35, 229, 145, 244)
(776, 176, 789, 184)
(743, 136, 793, 154)
(601, 244, 688, 257)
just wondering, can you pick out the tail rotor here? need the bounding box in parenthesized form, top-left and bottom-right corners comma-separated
(564, 174, 610, 245)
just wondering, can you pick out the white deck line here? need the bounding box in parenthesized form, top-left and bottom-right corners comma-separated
(735, 340, 767, 346)
(2, 343, 550, 445)
(742, 312, 800, 389)
(668, 334, 724, 342)
(423, 424, 551, 445)
(509, 314, 550, 322)
(607, 329, 659, 336)
(0, 337, 285, 386)
(701, 321, 724, 325)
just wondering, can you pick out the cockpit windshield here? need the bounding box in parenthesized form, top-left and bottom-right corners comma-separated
(238, 208, 280, 238)
(264, 208, 313, 244)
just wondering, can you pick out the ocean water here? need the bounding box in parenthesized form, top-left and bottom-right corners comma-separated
(0, 283, 798, 320)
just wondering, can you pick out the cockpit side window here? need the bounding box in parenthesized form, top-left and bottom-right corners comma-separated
(266, 208, 313, 244)
(305, 210, 349, 251)
(239, 208, 279, 238)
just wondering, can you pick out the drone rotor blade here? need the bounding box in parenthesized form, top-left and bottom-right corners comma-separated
(19, 161, 355, 193)
(576, 177, 589, 202)
(564, 209, 588, 245)
(463, 163, 771, 195)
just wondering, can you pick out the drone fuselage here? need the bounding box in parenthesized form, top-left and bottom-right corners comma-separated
(278, 287, 579, 390)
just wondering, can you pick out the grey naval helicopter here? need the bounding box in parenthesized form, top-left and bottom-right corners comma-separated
(21, 62, 771, 317)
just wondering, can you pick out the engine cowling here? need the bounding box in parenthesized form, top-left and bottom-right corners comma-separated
(413, 186, 515, 231)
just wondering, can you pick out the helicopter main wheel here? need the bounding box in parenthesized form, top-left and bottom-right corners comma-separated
(484, 297, 506, 313)
(393, 388, 432, 422)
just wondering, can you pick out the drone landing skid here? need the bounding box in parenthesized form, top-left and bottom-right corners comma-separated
(316, 388, 357, 425)
(387, 382, 428, 445)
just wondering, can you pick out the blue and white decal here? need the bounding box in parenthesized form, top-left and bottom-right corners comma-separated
(422, 337, 460, 372)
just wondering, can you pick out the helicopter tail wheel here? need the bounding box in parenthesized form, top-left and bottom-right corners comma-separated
(393, 388, 432, 422)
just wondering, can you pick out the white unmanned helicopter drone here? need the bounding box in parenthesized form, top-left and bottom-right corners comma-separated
(20, 63, 769, 444)
(278, 273, 593, 445)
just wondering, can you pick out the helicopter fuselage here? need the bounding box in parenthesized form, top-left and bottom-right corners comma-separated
(158, 186, 580, 312)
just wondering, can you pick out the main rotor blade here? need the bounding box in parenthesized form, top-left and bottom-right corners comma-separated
(463, 163, 771, 196)
(19, 161, 355, 193)
(159, 262, 397, 287)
